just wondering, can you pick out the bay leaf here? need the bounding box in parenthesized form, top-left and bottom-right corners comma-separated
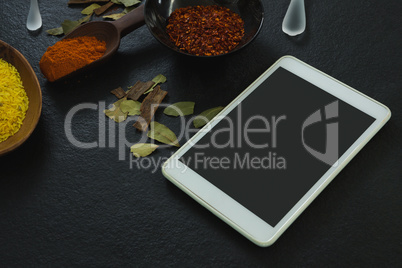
(152, 74, 167, 84)
(163, 101, 195, 117)
(68, 0, 109, 4)
(61, 14, 91, 35)
(46, 27, 64, 36)
(81, 3, 101, 15)
(144, 74, 167, 94)
(130, 143, 159, 158)
(61, 20, 79, 35)
(103, 6, 136, 20)
(123, 6, 137, 13)
(104, 6, 137, 19)
(111, 0, 141, 7)
(193, 106, 224, 128)
(79, 13, 92, 23)
(103, 13, 126, 20)
(147, 121, 180, 147)
(120, 99, 141, 116)
(104, 98, 128, 122)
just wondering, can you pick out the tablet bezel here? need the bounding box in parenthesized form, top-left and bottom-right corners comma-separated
(162, 56, 391, 246)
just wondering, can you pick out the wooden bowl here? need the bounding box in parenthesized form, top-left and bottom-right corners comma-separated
(0, 40, 42, 156)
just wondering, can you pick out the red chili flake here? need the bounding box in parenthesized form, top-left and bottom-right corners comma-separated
(166, 5, 245, 56)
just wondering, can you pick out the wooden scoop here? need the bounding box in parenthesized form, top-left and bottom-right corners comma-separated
(42, 5, 145, 82)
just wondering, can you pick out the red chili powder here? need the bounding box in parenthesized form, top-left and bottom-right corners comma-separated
(166, 5, 245, 56)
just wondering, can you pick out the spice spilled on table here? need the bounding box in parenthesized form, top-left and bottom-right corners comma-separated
(39, 36, 106, 82)
(166, 5, 245, 56)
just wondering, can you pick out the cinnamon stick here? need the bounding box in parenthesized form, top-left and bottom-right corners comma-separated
(133, 86, 167, 132)
(94, 2, 114, 16)
(126, 81, 155, 101)
(110, 87, 126, 99)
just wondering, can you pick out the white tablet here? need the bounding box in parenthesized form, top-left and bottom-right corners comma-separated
(162, 56, 391, 247)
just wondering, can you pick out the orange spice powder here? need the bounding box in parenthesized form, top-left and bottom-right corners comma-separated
(39, 36, 106, 82)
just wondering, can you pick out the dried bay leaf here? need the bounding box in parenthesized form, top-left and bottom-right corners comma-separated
(62, 14, 91, 35)
(123, 6, 137, 13)
(193, 106, 224, 128)
(46, 27, 64, 36)
(164, 102, 195, 117)
(68, 0, 109, 5)
(81, 3, 101, 15)
(147, 122, 180, 147)
(120, 99, 141, 116)
(111, 0, 141, 7)
(61, 20, 80, 35)
(103, 6, 136, 19)
(104, 98, 128, 122)
(152, 74, 167, 84)
(144, 74, 167, 94)
(130, 143, 159, 158)
(103, 12, 126, 20)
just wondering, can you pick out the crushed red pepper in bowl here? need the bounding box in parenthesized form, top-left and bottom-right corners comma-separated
(166, 5, 245, 56)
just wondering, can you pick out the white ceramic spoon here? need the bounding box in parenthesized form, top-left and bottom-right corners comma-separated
(282, 0, 306, 36)
(27, 0, 42, 31)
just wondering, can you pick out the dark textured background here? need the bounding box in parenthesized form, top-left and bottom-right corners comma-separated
(1, 0, 401, 266)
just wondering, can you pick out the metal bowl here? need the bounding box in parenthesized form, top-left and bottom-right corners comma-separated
(144, 0, 264, 57)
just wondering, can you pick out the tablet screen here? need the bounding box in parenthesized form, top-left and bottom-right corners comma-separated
(180, 67, 375, 227)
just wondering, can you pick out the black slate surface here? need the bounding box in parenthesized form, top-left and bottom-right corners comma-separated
(0, 0, 401, 266)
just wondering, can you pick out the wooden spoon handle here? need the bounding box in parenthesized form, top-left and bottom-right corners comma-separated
(112, 4, 145, 38)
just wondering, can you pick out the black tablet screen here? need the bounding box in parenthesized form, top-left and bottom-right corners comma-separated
(181, 67, 375, 227)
